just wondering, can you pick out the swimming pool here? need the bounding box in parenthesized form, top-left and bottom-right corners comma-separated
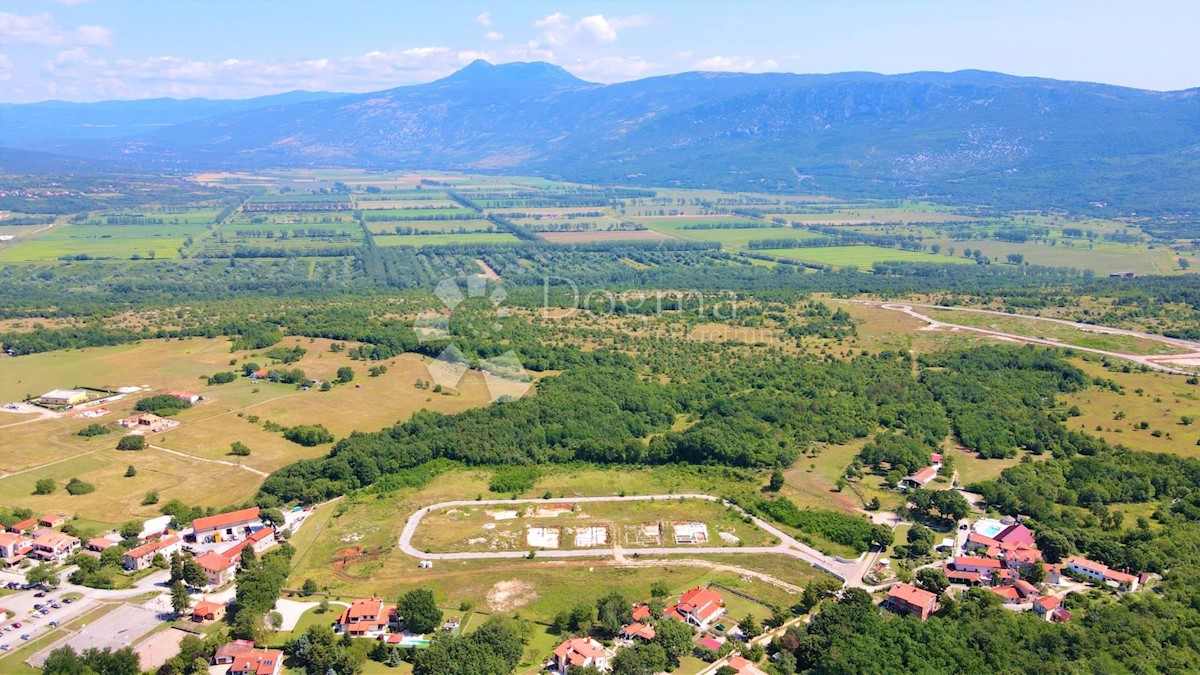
(973, 519, 1005, 538)
(397, 637, 431, 647)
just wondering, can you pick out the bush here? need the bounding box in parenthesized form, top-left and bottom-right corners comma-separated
(207, 371, 237, 385)
(229, 441, 252, 456)
(77, 423, 111, 438)
(489, 466, 540, 494)
(282, 424, 334, 447)
(134, 394, 193, 416)
(34, 478, 56, 495)
(66, 478, 95, 495)
(336, 367, 355, 384)
(117, 435, 146, 451)
(142, 490, 159, 505)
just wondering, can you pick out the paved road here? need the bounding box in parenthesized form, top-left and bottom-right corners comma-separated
(865, 301, 1200, 375)
(397, 494, 866, 582)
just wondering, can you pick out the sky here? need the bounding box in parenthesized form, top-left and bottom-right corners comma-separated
(0, 0, 1197, 103)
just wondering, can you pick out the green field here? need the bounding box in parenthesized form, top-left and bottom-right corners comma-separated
(0, 223, 210, 261)
(756, 245, 974, 267)
(364, 219, 495, 234)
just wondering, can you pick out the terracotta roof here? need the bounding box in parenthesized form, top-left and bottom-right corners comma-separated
(930, 453, 943, 464)
(995, 523, 1035, 546)
(0, 533, 24, 547)
(346, 597, 384, 621)
(12, 519, 36, 531)
(967, 532, 999, 547)
(229, 649, 282, 675)
(907, 466, 938, 484)
(32, 530, 78, 549)
(196, 551, 234, 572)
(620, 622, 656, 640)
(193, 600, 223, 616)
(1034, 595, 1061, 611)
(991, 586, 1021, 601)
(554, 637, 610, 660)
(887, 582, 937, 608)
(678, 587, 722, 615)
(698, 636, 722, 652)
(87, 537, 116, 550)
(125, 534, 179, 559)
(1014, 580, 1039, 597)
(954, 556, 1002, 570)
(192, 507, 260, 533)
(942, 564, 982, 584)
(215, 640, 256, 660)
(630, 603, 651, 622)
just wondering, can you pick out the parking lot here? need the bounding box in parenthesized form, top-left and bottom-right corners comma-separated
(28, 603, 163, 668)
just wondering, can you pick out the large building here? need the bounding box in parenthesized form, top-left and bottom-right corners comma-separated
(30, 530, 80, 563)
(1066, 556, 1139, 592)
(192, 507, 261, 543)
(552, 637, 614, 673)
(123, 535, 182, 571)
(195, 551, 237, 587)
(38, 389, 88, 406)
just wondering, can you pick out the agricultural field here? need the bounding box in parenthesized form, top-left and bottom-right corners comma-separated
(364, 218, 496, 234)
(372, 232, 520, 247)
(0, 222, 208, 261)
(537, 229, 670, 243)
(756, 245, 975, 267)
(410, 497, 776, 553)
(0, 336, 513, 523)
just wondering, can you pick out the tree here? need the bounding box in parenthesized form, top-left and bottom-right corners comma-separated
(595, 592, 630, 637)
(650, 581, 671, 598)
(612, 643, 668, 675)
(568, 603, 597, 633)
(65, 477, 95, 495)
(398, 589, 442, 634)
(768, 469, 785, 492)
(739, 612, 762, 639)
(182, 556, 207, 587)
(117, 435, 145, 451)
(906, 524, 934, 558)
(301, 578, 319, 596)
(27, 563, 60, 589)
(870, 524, 895, 549)
(142, 490, 159, 505)
(916, 567, 950, 596)
(1023, 562, 1047, 584)
(34, 478, 56, 495)
(229, 441, 252, 456)
(170, 579, 190, 616)
(124, 465, 137, 477)
(645, 618, 691, 664)
(336, 367, 355, 384)
(118, 520, 142, 540)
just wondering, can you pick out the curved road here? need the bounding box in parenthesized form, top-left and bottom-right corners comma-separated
(398, 494, 866, 583)
(862, 301, 1200, 375)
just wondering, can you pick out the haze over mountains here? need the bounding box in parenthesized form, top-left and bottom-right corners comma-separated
(4, 60, 1200, 210)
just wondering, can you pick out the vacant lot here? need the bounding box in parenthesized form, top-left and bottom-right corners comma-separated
(757, 245, 974, 267)
(920, 307, 1190, 356)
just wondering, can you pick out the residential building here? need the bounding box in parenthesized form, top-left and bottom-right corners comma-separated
(30, 529, 80, 562)
(1045, 565, 1062, 584)
(552, 637, 614, 673)
(11, 518, 37, 534)
(1066, 556, 1140, 592)
(228, 649, 283, 675)
(86, 536, 117, 553)
(727, 654, 770, 675)
(990, 586, 1021, 604)
(1014, 579, 1040, 599)
(620, 622, 656, 641)
(214, 640, 256, 665)
(222, 527, 276, 561)
(192, 600, 226, 622)
(166, 390, 201, 404)
(953, 556, 1003, 578)
(0, 532, 31, 564)
(1032, 595, 1071, 622)
(38, 389, 87, 406)
(885, 582, 938, 621)
(123, 534, 181, 571)
(965, 532, 1000, 554)
(335, 597, 396, 636)
(118, 412, 177, 433)
(1003, 546, 1043, 570)
(630, 603, 652, 623)
(195, 551, 236, 587)
(665, 587, 725, 629)
(900, 465, 938, 490)
(192, 507, 260, 543)
(38, 514, 66, 528)
(942, 564, 982, 586)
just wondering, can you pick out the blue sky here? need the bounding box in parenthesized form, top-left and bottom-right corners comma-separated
(0, 0, 1196, 102)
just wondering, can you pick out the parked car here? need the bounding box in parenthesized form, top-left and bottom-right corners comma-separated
(12, 622, 22, 628)
(62, 598, 73, 604)
(33, 591, 45, 598)
(20, 634, 30, 640)
(0, 644, 8, 651)
(2, 626, 11, 632)
(32, 604, 42, 611)
(50, 603, 60, 609)
(49, 621, 58, 628)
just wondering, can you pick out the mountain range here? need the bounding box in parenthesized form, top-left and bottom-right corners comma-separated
(5, 60, 1200, 211)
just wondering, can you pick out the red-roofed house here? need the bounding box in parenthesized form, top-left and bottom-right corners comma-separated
(994, 523, 1035, 549)
(1066, 556, 1139, 592)
(86, 536, 117, 553)
(900, 465, 939, 490)
(38, 514, 66, 528)
(1003, 546, 1043, 570)
(214, 640, 256, 664)
(228, 648, 283, 675)
(698, 636, 723, 652)
(668, 587, 725, 630)
(727, 654, 770, 675)
(335, 597, 396, 637)
(965, 532, 1000, 554)
(30, 529, 80, 562)
(166, 390, 202, 404)
(620, 622, 656, 641)
(123, 534, 181, 571)
(1033, 595, 1070, 622)
(885, 583, 937, 621)
(192, 507, 260, 543)
(630, 603, 651, 623)
(930, 453, 943, 465)
(1014, 579, 1040, 600)
(195, 551, 236, 587)
(953, 556, 1003, 576)
(1045, 565, 1062, 584)
(552, 637, 614, 673)
(0, 532, 31, 566)
(11, 518, 37, 534)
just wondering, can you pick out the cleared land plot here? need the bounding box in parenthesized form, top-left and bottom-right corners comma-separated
(0, 223, 208, 261)
(355, 200, 459, 209)
(920, 307, 1191, 356)
(537, 230, 670, 243)
(772, 207, 976, 224)
(410, 497, 776, 554)
(757, 245, 974, 267)
(29, 604, 162, 668)
(372, 232, 519, 247)
(923, 237, 1177, 275)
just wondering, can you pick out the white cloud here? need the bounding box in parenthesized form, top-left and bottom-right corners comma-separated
(533, 12, 648, 47)
(0, 12, 113, 48)
(0, 54, 12, 82)
(475, 11, 492, 27)
(484, 31, 504, 41)
(694, 55, 779, 72)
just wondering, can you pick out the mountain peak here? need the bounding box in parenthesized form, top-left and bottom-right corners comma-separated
(436, 60, 591, 88)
